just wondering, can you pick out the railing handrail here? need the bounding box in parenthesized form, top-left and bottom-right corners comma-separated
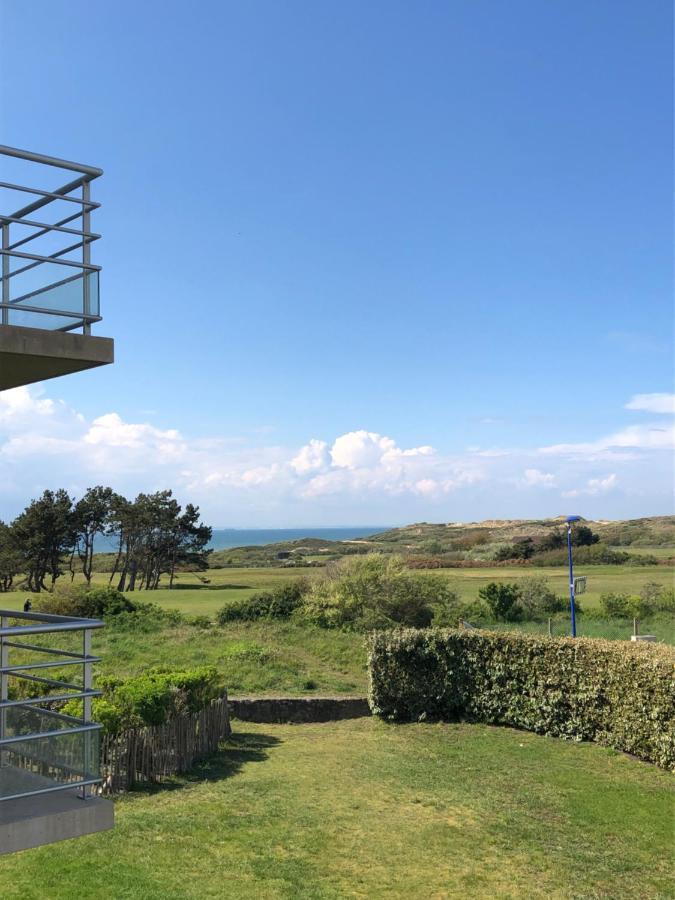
(0, 144, 103, 179)
(0, 608, 105, 802)
(0, 608, 104, 634)
(0, 146, 103, 334)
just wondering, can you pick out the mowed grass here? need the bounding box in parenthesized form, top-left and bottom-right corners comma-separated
(2, 561, 671, 618)
(1, 718, 672, 899)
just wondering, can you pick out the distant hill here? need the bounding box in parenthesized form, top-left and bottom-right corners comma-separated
(205, 515, 675, 568)
(366, 515, 675, 551)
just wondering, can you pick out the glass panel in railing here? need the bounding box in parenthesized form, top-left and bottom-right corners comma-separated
(0, 728, 101, 798)
(86, 269, 100, 316)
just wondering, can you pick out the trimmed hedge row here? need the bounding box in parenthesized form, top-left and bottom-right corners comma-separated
(63, 665, 223, 734)
(368, 629, 675, 769)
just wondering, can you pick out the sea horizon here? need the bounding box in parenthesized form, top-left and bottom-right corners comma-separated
(93, 525, 391, 553)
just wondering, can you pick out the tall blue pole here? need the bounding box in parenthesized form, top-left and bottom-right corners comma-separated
(566, 523, 576, 637)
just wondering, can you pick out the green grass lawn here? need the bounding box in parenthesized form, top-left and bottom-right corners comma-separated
(2, 562, 671, 618)
(1, 718, 672, 899)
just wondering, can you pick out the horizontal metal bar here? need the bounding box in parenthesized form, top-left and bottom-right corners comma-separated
(1, 214, 99, 241)
(7, 671, 82, 692)
(0, 609, 104, 625)
(0, 180, 99, 209)
(7, 209, 88, 253)
(0, 623, 103, 638)
(0, 777, 102, 803)
(8, 702, 94, 726)
(0, 690, 101, 709)
(3, 641, 99, 660)
(1, 656, 100, 672)
(0, 722, 102, 747)
(0, 302, 101, 323)
(0, 245, 100, 270)
(0, 145, 103, 178)
(1, 239, 100, 281)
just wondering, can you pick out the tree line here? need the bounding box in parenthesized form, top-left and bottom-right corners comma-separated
(0, 487, 212, 593)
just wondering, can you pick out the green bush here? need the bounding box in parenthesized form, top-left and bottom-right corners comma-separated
(217, 579, 308, 624)
(63, 665, 222, 733)
(532, 543, 630, 567)
(368, 629, 675, 769)
(38, 585, 136, 618)
(300, 555, 456, 631)
(517, 575, 567, 618)
(478, 582, 522, 621)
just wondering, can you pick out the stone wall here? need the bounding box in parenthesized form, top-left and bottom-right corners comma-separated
(229, 696, 370, 723)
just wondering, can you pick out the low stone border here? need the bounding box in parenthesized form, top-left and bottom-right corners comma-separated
(228, 696, 371, 724)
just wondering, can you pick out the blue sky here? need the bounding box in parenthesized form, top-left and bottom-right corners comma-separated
(0, 0, 672, 525)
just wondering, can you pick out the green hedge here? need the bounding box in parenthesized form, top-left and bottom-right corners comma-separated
(368, 629, 675, 769)
(63, 665, 223, 733)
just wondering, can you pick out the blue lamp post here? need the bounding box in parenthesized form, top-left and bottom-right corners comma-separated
(565, 515, 581, 637)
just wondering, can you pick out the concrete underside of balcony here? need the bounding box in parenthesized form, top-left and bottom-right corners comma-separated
(0, 768, 113, 855)
(0, 324, 114, 390)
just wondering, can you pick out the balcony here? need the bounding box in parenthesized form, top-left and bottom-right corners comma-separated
(0, 609, 113, 854)
(0, 146, 114, 391)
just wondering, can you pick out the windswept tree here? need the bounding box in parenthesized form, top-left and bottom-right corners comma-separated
(0, 521, 22, 592)
(72, 486, 119, 585)
(12, 489, 76, 592)
(108, 490, 211, 591)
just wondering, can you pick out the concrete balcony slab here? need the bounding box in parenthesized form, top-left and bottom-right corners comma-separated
(0, 769, 113, 855)
(0, 324, 114, 391)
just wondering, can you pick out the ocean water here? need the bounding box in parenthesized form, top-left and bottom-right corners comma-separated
(94, 526, 387, 553)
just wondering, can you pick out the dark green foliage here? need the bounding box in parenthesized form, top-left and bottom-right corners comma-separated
(12, 489, 77, 591)
(571, 525, 600, 546)
(368, 629, 675, 768)
(38, 585, 137, 618)
(217, 580, 309, 623)
(478, 582, 522, 621)
(0, 520, 21, 592)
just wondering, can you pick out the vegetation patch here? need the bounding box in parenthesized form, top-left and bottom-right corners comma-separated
(368, 629, 675, 768)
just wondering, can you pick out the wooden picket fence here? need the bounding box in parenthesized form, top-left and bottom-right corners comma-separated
(100, 694, 231, 794)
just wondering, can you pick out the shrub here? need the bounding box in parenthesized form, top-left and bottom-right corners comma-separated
(217, 579, 309, 624)
(532, 544, 629, 567)
(63, 665, 222, 733)
(367, 629, 675, 769)
(517, 575, 567, 618)
(478, 582, 522, 621)
(300, 555, 456, 631)
(600, 592, 632, 618)
(38, 585, 136, 618)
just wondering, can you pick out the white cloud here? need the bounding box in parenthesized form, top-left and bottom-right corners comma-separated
(291, 439, 330, 474)
(540, 423, 675, 457)
(563, 474, 617, 498)
(0, 386, 671, 522)
(625, 393, 675, 415)
(522, 468, 556, 488)
(330, 431, 397, 469)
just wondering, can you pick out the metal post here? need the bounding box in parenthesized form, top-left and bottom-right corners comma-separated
(0, 616, 8, 766)
(82, 182, 90, 335)
(566, 524, 577, 638)
(81, 627, 92, 799)
(548, 617, 552, 637)
(1, 224, 9, 325)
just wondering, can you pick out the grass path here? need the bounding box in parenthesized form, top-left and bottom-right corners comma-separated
(1, 719, 672, 899)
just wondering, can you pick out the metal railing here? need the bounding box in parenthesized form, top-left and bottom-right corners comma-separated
(0, 146, 103, 335)
(0, 609, 105, 802)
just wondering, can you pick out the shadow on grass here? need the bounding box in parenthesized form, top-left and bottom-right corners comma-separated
(126, 731, 282, 796)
